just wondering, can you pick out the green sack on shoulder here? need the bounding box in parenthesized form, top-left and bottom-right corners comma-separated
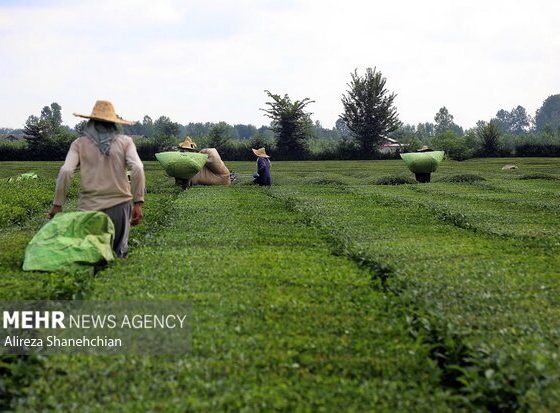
(155, 151, 208, 180)
(400, 151, 445, 174)
(23, 211, 115, 273)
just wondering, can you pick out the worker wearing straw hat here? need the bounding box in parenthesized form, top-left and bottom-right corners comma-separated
(178, 137, 197, 152)
(176, 136, 232, 187)
(252, 147, 271, 186)
(48, 100, 145, 258)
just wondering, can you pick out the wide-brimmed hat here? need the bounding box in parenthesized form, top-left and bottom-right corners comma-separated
(252, 147, 270, 158)
(179, 137, 197, 150)
(417, 145, 433, 152)
(73, 100, 135, 125)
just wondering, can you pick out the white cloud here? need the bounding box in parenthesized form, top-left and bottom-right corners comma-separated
(0, 0, 559, 129)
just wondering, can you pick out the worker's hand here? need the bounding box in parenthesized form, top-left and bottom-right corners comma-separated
(47, 205, 62, 219)
(131, 203, 143, 226)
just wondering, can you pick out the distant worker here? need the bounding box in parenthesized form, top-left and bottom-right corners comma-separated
(252, 147, 271, 186)
(48, 100, 145, 258)
(175, 137, 198, 188)
(178, 136, 198, 153)
(414, 145, 435, 183)
(177, 136, 231, 186)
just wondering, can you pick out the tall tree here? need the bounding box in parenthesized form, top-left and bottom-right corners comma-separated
(493, 106, 532, 135)
(142, 115, 154, 137)
(184, 122, 212, 138)
(233, 124, 257, 139)
(335, 118, 351, 138)
(416, 122, 435, 140)
(24, 102, 64, 143)
(23, 102, 75, 157)
(261, 90, 314, 158)
(153, 116, 180, 138)
(477, 121, 501, 156)
(509, 106, 532, 134)
(535, 94, 560, 133)
(434, 106, 463, 135)
(340, 67, 400, 155)
(207, 122, 233, 150)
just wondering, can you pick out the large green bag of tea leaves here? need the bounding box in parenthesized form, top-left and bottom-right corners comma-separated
(23, 211, 115, 273)
(8, 172, 38, 183)
(400, 151, 445, 174)
(155, 152, 209, 180)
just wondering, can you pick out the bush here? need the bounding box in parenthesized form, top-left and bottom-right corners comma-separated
(431, 131, 471, 160)
(0, 140, 29, 161)
(515, 144, 560, 157)
(375, 175, 417, 185)
(436, 174, 486, 183)
(518, 173, 559, 181)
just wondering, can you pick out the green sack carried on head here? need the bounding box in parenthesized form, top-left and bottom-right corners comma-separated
(400, 151, 445, 174)
(23, 211, 115, 273)
(155, 152, 209, 180)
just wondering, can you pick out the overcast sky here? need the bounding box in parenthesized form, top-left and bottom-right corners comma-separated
(1, 0, 559, 130)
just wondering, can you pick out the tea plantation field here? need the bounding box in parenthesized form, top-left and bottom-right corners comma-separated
(0, 158, 559, 412)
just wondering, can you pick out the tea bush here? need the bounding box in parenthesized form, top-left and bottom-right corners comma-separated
(2, 157, 560, 411)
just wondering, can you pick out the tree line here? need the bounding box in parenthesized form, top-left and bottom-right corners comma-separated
(2, 68, 560, 161)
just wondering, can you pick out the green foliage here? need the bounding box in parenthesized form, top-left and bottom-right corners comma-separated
(434, 107, 464, 135)
(436, 174, 486, 183)
(247, 132, 270, 151)
(0, 178, 63, 228)
(153, 116, 180, 138)
(517, 173, 559, 181)
(535, 94, 560, 133)
(261, 90, 314, 159)
(23, 102, 76, 157)
(340, 67, 401, 155)
(476, 121, 502, 157)
(206, 121, 233, 151)
(492, 105, 532, 135)
(375, 175, 417, 185)
(233, 123, 257, 139)
(153, 135, 177, 152)
(23, 103, 62, 142)
(431, 130, 470, 160)
(2, 158, 560, 410)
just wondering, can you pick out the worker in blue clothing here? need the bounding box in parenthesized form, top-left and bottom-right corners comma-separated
(252, 147, 272, 186)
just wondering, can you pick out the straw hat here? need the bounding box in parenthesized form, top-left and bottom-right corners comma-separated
(73, 100, 135, 125)
(252, 147, 270, 158)
(179, 137, 197, 150)
(417, 145, 433, 152)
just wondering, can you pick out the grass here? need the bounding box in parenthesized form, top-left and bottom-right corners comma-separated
(0, 157, 559, 411)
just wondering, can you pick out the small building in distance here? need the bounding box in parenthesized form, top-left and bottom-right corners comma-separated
(379, 137, 406, 154)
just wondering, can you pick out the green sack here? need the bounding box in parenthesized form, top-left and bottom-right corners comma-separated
(155, 151, 208, 180)
(400, 151, 445, 174)
(8, 172, 38, 183)
(23, 211, 115, 273)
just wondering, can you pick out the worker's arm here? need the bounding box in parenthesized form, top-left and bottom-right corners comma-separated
(125, 138, 145, 225)
(49, 140, 80, 218)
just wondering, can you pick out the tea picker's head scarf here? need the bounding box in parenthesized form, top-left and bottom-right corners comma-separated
(83, 120, 119, 156)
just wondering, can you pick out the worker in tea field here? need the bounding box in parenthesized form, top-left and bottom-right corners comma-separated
(174, 137, 198, 188)
(47, 100, 145, 258)
(252, 147, 272, 186)
(177, 136, 232, 187)
(177, 136, 198, 153)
